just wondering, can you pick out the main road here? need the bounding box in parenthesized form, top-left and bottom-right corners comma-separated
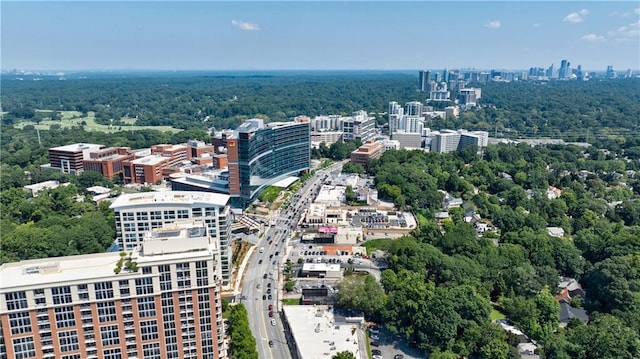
(240, 162, 344, 358)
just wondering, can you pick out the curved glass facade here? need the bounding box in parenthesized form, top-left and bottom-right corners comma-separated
(234, 121, 310, 204)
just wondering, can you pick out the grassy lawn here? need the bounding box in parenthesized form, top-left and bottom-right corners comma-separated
(362, 238, 393, 255)
(490, 309, 506, 321)
(14, 110, 182, 133)
(282, 298, 301, 305)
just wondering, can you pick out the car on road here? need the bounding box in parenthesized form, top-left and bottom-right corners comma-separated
(263, 274, 267, 279)
(259, 247, 264, 253)
(267, 283, 271, 288)
(256, 284, 261, 289)
(258, 259, 263, 264)
(268, 294, 272, 300)
(270, 319, 276, 326)
(266, 289, 271, 294)
(269, 311, 274, 317)
(269, 340, 274, 347)
(268, 304, 273, 310)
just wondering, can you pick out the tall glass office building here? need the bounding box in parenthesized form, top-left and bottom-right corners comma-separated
(228, 118, 310, 207)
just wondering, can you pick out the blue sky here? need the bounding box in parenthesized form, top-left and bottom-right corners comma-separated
(2, 1, 639, 71)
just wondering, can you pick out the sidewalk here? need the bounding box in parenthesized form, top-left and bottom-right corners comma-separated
(227, 245, 256, 296)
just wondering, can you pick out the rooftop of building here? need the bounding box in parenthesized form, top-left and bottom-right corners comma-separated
(0, 252, 122, 291)
(302, 263, 342, 272)
(129, 155, 169, 165)
(1, 221, 218, 292)
(110, 191, 230, 209)
(282, 305, 362, 359)
(49, 143, 104, 152)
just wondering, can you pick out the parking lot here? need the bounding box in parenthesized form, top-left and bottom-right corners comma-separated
(368, 325, 426, 359)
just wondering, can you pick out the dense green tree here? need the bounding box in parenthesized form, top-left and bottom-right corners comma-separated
(332, 351, 356, 359)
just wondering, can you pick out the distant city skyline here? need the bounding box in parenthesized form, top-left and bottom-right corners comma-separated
(2, 1, 639, 71)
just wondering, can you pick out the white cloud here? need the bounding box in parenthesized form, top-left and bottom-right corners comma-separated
(616, 20, 640, 38)
(580, 33, 604, 42)
(610, 11, 632, 18)
(533, 23, 541, 28)
(635, 8, 640, 15)
(231, 20, 260, 31)
(485, 20, 501, 29)
(564, 9, 589, 23)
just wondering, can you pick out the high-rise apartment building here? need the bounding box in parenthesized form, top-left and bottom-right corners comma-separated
(109, 191, 232, 286)
(559, 60, 571, 79)
(227, 118, 310, 207)
(340, 110, 376, 143)
(404, 102, 423, 117)
(430, 129, 489, 153)
(0, 220, 225, 359)
(418, 70, 432, 91)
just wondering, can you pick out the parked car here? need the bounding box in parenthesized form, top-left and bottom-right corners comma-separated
(271, 319, 276, 326)
(269, 311, 274, 317)
(262, 295, 266, 300)
(268, 304, 273, 310)
(394, 355, 404, 359)
(370, 334, 380, 340)
(372, 349, 382, 356)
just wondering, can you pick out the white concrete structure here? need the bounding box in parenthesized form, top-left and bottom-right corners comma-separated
(315, 185, 346, 207)
(23, 180, 61, 196)
(282, 305, 364, 359)
(0, 220, 226, 359)
(110, 191, 233, 285)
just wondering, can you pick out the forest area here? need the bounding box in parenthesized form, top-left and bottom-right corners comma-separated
(336, 145, 640, 358)
(1, 72, 640, 358)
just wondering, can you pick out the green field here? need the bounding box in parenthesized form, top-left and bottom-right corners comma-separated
(490, 309, 506, 321)
(13, 110, 182, 133)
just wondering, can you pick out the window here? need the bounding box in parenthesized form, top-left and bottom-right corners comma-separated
(12, 337, 35, 359)
(159, 265, 172, 291)
(123, 222, 135, 232)
(177, 209, 189, 219)
(137, 296, 156, 318)
(62, 355, 82, 359)
(121, 212, 134, 221)
(164, 210, 176, 220)
(58, 330, 80, 352)
(192, 208, 203, 217)
(140, 320, 159, 341)
(5, 291, 27, 311)
(55, 306, 76, 328)
(97, 301, 117, 323)
(196, 261, 209, 287)
(9, 312, 31, 335)
(136, 211, 149, 221)
(137, 222, 149, 232)
(142, 343, 161, 359)
(103, 348, 122, 359)
(142, 266, 152, 275)
(135, 277, 154, 295)
(94, 282, 114, 300)
(52, 286, 72, 304)
(150, 211, 162, 220)
(100, 325, 120, 347)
